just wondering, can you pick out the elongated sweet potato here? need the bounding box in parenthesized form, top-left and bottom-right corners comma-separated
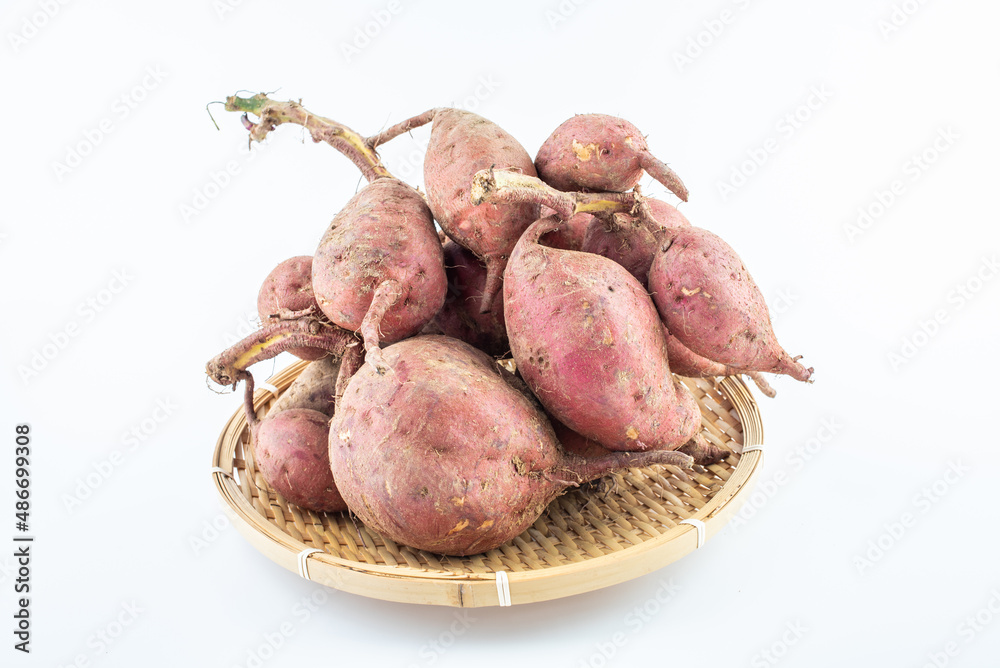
(328, 335, 692, 556)
(503, 216, 703, 452)
(368, 108, 540, 313)
(648, 226, 813, 382)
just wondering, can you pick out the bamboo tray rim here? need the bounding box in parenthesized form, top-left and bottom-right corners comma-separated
(211, 360, 764, 607)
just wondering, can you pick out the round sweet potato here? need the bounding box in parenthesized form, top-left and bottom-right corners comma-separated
(256, 408, 346, 512)
(535, 114, 688, 201)
(328, 335, 692, 555)
(256, 255, 327, 361)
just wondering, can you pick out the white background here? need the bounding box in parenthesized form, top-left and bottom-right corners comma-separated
(3, 0, 999, 666)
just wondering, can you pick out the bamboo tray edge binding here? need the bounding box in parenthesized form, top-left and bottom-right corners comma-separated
(211, 359, 764, 607)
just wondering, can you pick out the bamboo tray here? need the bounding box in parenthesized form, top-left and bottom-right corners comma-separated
(211, 359, 763, 607)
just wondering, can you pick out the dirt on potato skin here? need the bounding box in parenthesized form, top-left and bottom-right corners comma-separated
(312, 178, 447, 348)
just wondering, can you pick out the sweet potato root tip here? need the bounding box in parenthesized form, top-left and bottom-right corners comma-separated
(748, 372, 777, 398)
(677, 433, 728, 466)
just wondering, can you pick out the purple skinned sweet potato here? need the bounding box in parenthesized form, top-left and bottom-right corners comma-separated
(313, 178, 447, 372)
(430, 241, 509, 357)
(535, 114, 688, 201)
(368, 108, 540, 313)
(648, 227, 813, 382)
(240, 357, 347, 514)
(328, 335, 693, 556)
(503, 216, 703, 452)
(580, 198, 690, 285)
(423, 109, 540, 313)
(255, 408, 347, 513)
(256, 256, 327, 361)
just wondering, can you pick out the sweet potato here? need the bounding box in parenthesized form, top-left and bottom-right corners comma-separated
(430, 241, 509, 357)
(580, 213, 661, 285)
(540, 210, 594, 252)
(268, 355, 341, 416)
(579, 198, 690, 285)
(255, 408, 346, 512)
(312, 178, 447, 372)
(663, 328, 776, 398)
(328, 335, 693, 555)
(256, 256, 327, 361)
(241, 357, 346, 513)
(648, 226, 813, 382)
(646, 198, 691, 229)
(503, 216, 703, 452)
(555, 416, 728, 466)
(535, 114, 688, 201)
(369, 108, 539, 313)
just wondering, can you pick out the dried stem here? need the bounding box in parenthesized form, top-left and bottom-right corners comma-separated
(564, 448, 694, 485)
(366, 108, 440, 149)
(224, 93, 393, 182)
(206, 318, 356, 388)
(359, 279, 403, 373)
(471, 168, 643, 221)
(243, 370, 260, 431)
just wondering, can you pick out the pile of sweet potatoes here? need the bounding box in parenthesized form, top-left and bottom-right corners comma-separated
(205, 94, 812, 557)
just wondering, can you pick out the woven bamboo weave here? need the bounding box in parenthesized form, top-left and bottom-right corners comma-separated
(212, 359, 763, 607)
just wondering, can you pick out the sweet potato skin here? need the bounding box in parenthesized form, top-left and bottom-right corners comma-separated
(312, 178, 447, 346)
(581, 214, 661, 285)
(328, 336, 566, 556)
(255, 408, 347, 513)
(648, 227, 812, 381)
(503, 217, 702, 452)
(535, 114, 688, 200)
(256, 256, 327, 361)
(269, 356, 341, 416)
(579, 199, 689, 285)
(646, 198, 691, 229)
(251, 357, 346, 513)
(540, 211, 593, 252)
(430, 241, 509, 357)
(424, 109, 540, 311)
(535, 114, 645, 192)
